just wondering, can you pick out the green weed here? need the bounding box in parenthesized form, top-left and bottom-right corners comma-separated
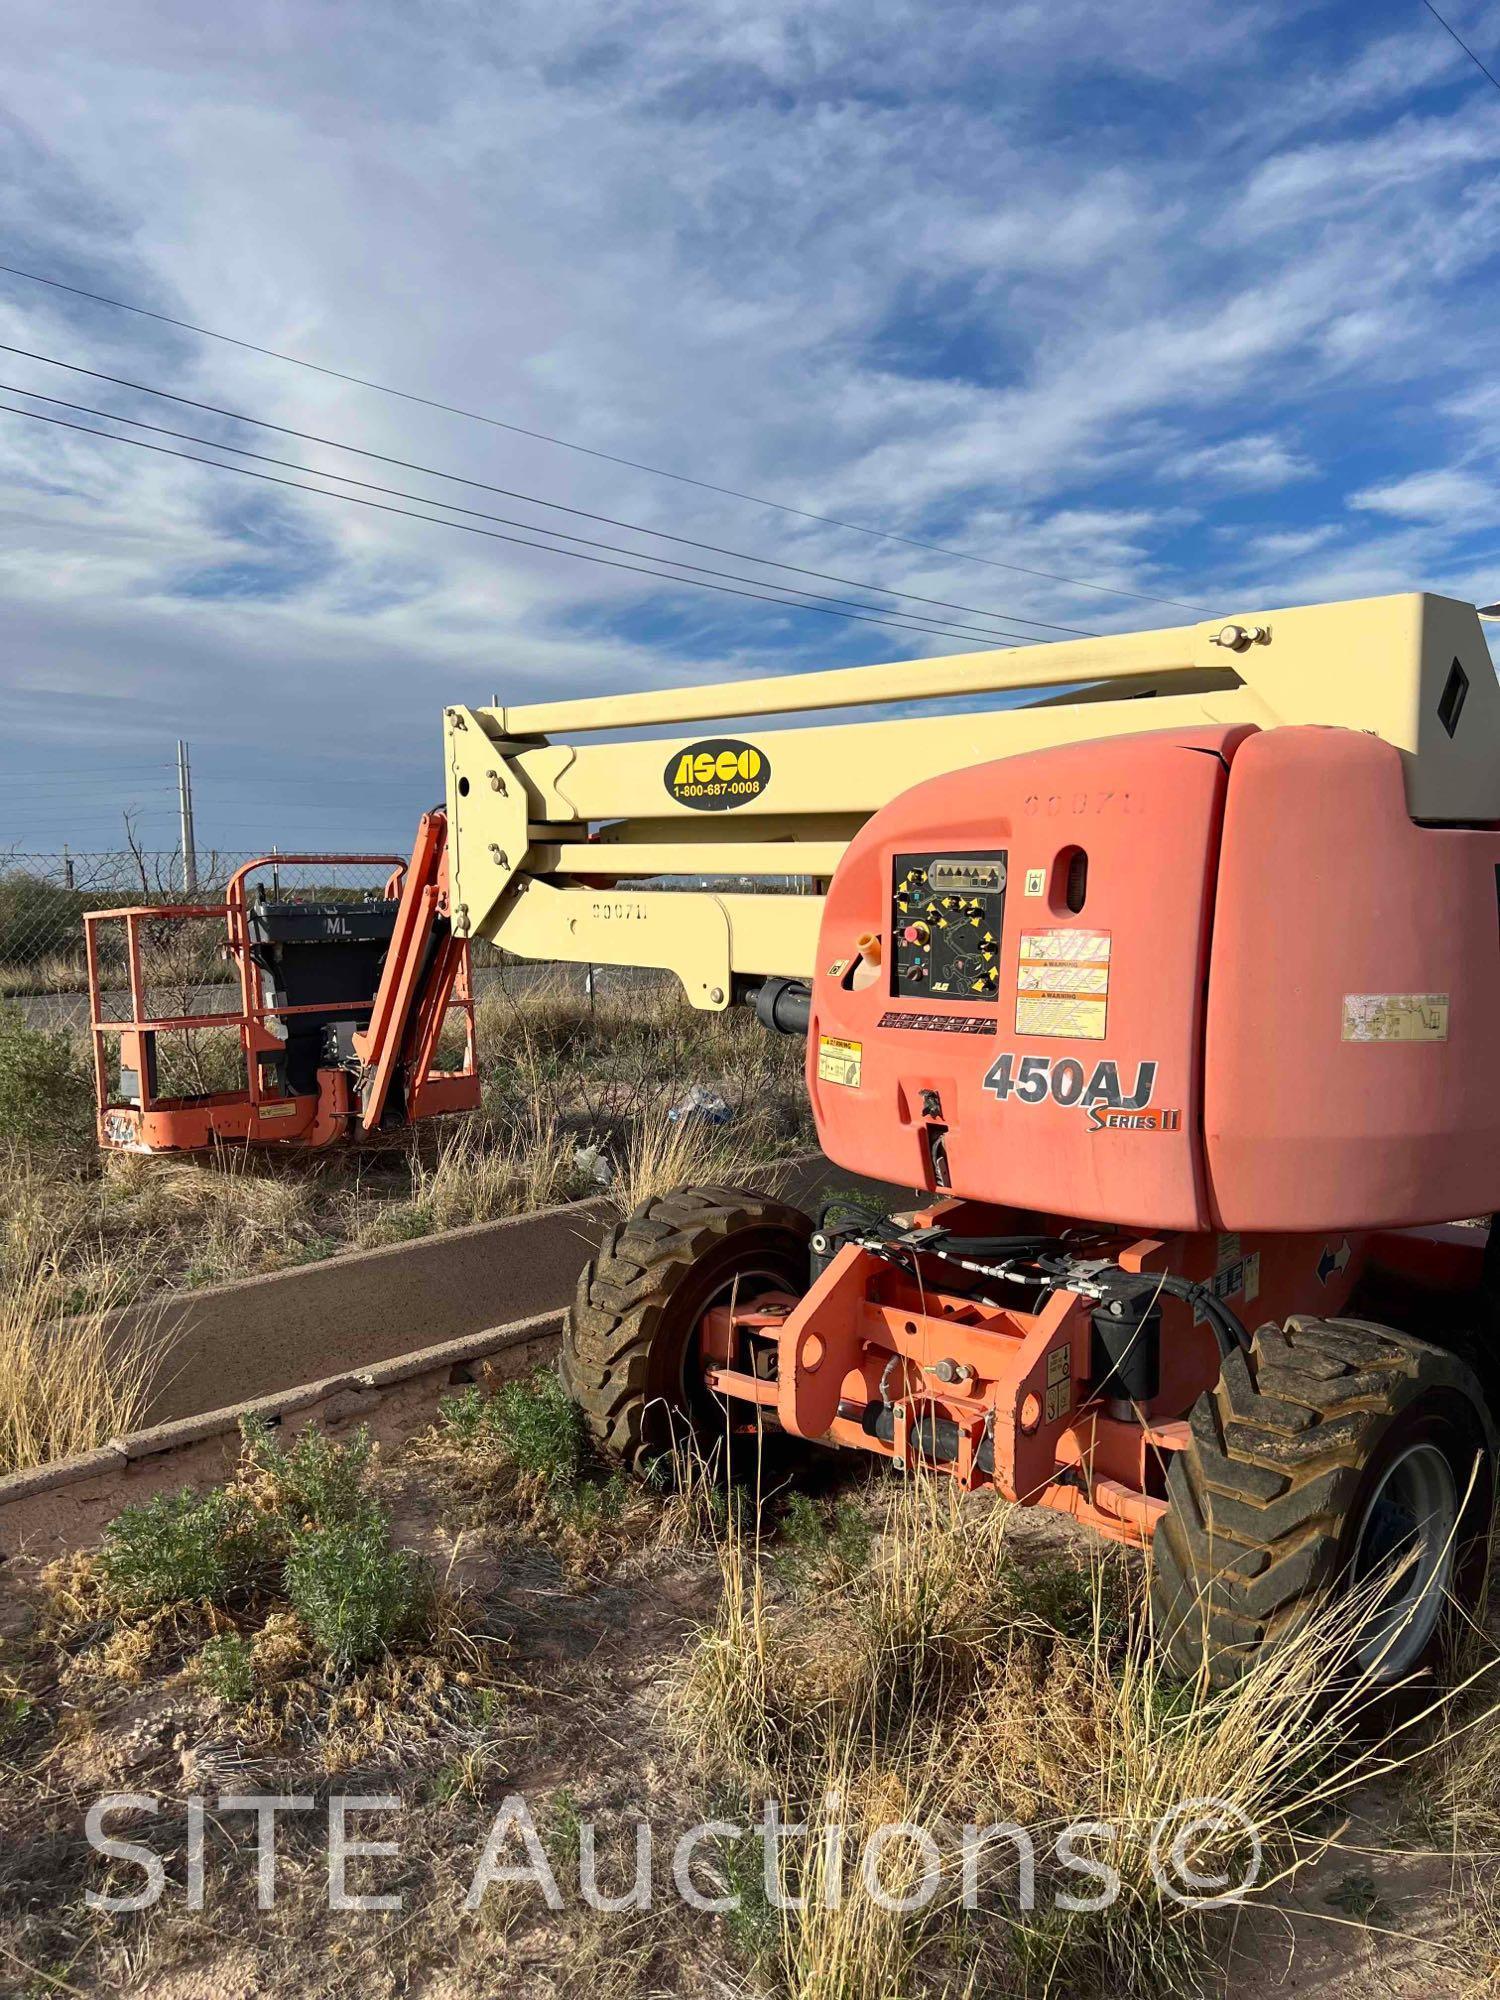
(774, 1492, 873, 1592)
(196, 1632, 255, 1704)
(283, 1507, 432, 1671)
(0, 1689, 34, 1744)
(95, 1486, 266, 1612)
(0, 1003, 94, 1148)
(441, 1371, 585, 1488)
(1325, 1869, 1386, 1921)
(90, 1423, 438, 1677)
(544, 1787, 584, 1875)
(437, 1385, 493, 1447)
(491, 1371, 586, 1485)
(240, 1411, 375, 1525)
(717, 1817, 778, 1975)
(552, 1472, 628, 1535)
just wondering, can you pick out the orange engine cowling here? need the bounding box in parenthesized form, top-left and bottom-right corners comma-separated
(808, 722, 1500, 1236)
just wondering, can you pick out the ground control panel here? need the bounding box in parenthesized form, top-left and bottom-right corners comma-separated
(891, 851, 1007, 1000)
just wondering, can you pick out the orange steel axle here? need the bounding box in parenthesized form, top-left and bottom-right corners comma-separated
(697, 1205, 1485, 1545)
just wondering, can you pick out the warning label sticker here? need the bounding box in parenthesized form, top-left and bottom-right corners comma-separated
(1016, 930, 1111, 1041)
(1341, 993, 1449, 1044)
(817, 1035, 863, 1087)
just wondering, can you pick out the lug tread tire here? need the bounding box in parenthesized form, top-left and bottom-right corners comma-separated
(1152, 1315, 1491, 1683)
(562, 1184, 811, 1471)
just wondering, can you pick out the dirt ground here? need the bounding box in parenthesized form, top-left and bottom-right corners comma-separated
(0, 1423, 1493, 2000)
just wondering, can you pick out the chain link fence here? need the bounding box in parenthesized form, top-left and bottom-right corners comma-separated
(0, 849, 419, 1028)
(1, 851, 252, 997)
(0, 849, 579, 1031)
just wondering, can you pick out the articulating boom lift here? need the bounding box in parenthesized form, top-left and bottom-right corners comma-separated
(90, 591, 1500, 1682)
(444, 589, 1500, 1683)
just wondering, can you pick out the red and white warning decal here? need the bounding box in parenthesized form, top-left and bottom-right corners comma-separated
(1015, 929, 1111, 1040)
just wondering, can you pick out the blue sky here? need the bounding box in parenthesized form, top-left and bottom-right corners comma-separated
(0, 0, 1498, 856)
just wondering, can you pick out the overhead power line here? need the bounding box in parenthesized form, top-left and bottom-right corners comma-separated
(0, 788, 177, 801)
(0, 770, 175, 783)
(1421, 0, 1500, 92)
(0, 343, 1088, 640)
(0, 259, 1207, 614)
(0, 399, 1053, 650)
(0, 384, 1037, 648)
(1, 379, 1057, 646)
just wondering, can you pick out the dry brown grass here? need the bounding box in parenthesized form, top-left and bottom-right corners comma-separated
(0, 967, 809, 1470)
(406, 1108, 587, 1229)
(0, 948, 93, 997)
(0, 1242, 158, 1474)
(668, 1468, 1500, 2000)
(108, 1147, 320, 1237)
(609, 1105, 766, 1216)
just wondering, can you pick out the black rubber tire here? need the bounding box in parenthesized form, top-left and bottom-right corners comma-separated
(562, 1184, 813, 1472)
(1151, 1314, 1495, 1686)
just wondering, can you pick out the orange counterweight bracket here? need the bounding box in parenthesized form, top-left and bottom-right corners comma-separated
(698, 1234, 1204, 1546)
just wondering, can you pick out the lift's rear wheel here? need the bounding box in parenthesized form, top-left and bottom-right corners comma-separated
(562, 1185, 813, 1472)
(1151, 1316, 1495, 1685)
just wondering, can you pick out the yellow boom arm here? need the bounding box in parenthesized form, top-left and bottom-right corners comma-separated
(446, 592, 1499, 1009)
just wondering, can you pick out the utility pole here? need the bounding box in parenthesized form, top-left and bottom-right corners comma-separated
(176, 739, 198, 894)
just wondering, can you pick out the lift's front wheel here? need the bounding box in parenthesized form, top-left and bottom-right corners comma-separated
(1151, 1315, 1495, 1686)
(563, 1185, 813, 1472)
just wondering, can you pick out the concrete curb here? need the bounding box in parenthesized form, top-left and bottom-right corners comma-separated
(108, 1150, 898, 1427)
(121, 1192, 616, 1426)
(1, 1309, 564, 1564)
(4, 1152, 909, 1564)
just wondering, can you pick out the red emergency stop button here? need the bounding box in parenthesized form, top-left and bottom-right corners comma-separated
(902, 921, 930, 945)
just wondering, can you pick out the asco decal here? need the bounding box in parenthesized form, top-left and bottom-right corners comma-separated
(982, 1052, 1180, 1132)
(665, 738, 770, 812)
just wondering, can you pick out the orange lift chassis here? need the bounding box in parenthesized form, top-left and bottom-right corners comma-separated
(457, 589, 1500, 1684)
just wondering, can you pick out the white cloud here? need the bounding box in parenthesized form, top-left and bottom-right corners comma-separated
(1350, 469, 1494, 520)
(1162, 432, 1314, 492)
(1226, 523, 1339, 562)
(1234, 111, 1500, 234)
